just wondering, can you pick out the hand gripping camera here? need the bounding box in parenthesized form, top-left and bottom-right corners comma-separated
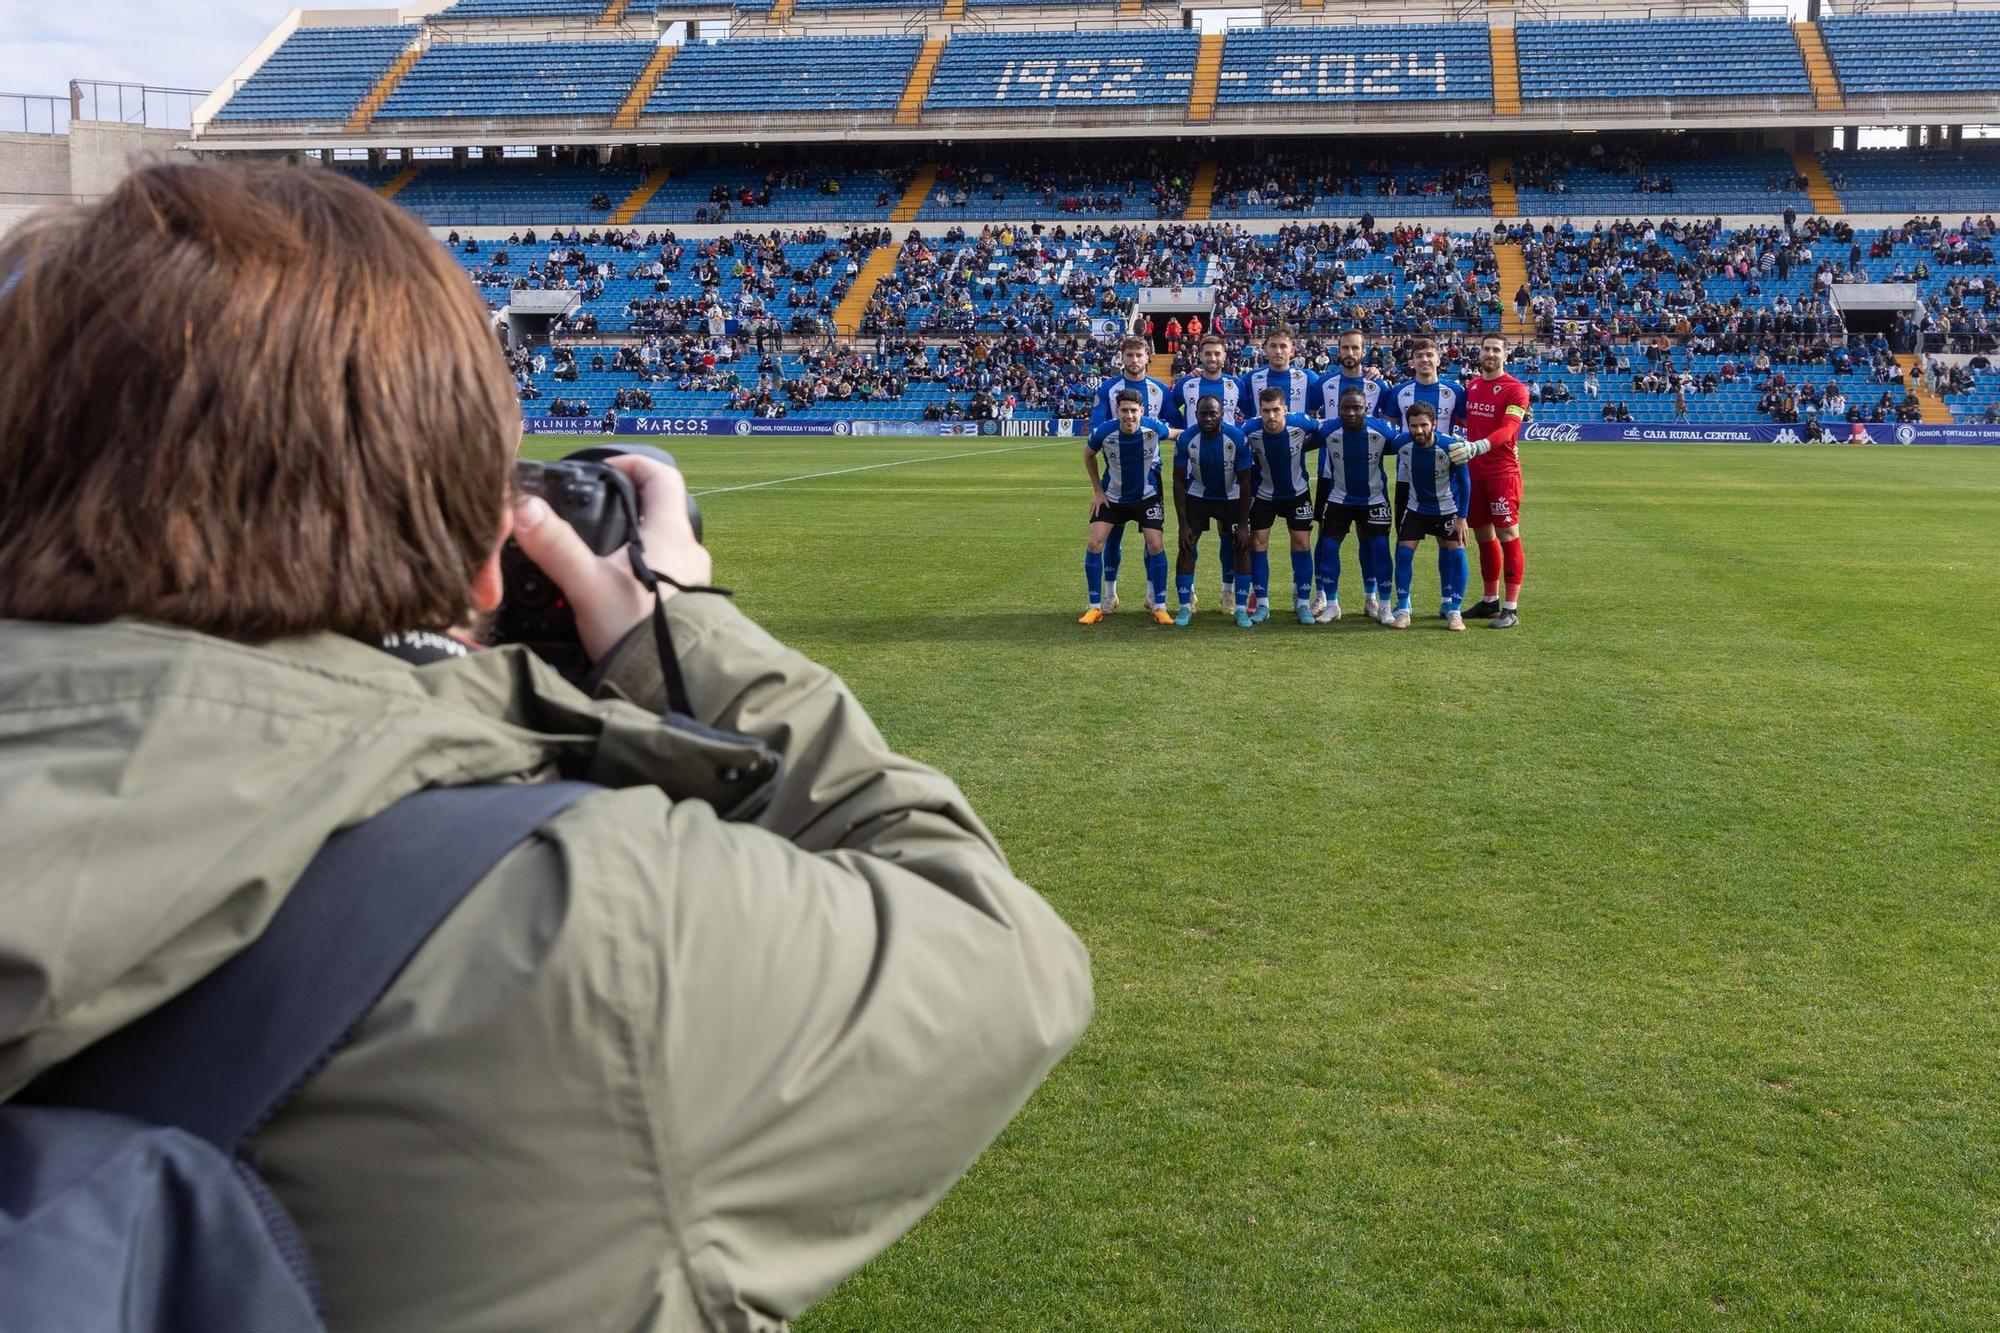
(492, 444, 702, 682)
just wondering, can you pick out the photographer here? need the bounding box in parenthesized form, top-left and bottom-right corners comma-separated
(0, 163, 1091, 1330)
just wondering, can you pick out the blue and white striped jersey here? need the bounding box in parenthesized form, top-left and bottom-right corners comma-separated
(1398, 430, 1472, 519)
(1175, 421, 1250, 503)
(1384, 378, 1466, 482)
(1322, 371, 1384, 419)
(1091, 374, 1170, 427)
(1237, 365, 1321, 420)
(1245, 414, 1319, 503)
(1089, 417, 1170, 505)
(1315, 416, 1400, 507)
(1168, 373, 1244, 429)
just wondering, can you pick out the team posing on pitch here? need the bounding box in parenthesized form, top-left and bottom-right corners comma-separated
(1080, 328, 1531, 632)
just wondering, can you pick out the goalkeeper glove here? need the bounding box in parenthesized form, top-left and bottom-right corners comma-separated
(1446, 439, 1492, 466)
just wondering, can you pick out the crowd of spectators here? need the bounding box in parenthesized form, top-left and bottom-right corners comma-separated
(1214, 154, 1492, 214)
(928, 152, 1193, 217)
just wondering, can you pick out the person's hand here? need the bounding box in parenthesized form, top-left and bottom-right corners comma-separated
(1091, 487, 1108, 513)
(1446, 438, 1490, 466)
(510, 455, 712, 662)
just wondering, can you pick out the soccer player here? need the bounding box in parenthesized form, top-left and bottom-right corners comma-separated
(1389, 401, 1474, 632)
(1237, 325, 1321, 422)
(1311, 388, 1398, 623)
(1169, 334, 1243, 429)
(1172, 394, 1252, 626)
(1460, 332, 1533, 629)
(1382, 336, 1466, 624)
(1081, 390, 1172, 626)
(1235, 388, 1321, 627)
(1091, 335, 1171, 612)
(1323, 328, 1385, 418)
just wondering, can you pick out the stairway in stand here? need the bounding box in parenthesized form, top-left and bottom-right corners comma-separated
(1896, 354, 1955, 424)
(1792, 150, 1845, 215)
(833, 246, 902, 339)
(1184, 160, 1219, 221)
(1495, 241, 1534, 341)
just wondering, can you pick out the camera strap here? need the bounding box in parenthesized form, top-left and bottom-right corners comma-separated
(617, 496, 729, 722)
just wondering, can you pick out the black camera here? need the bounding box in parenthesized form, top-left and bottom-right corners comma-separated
(492, 444, 702, 680)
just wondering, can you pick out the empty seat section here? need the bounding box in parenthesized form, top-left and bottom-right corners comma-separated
(925, 31, 1199, 109)
(212, 25, 416, 122)
(1210, 153, 1492, 218)
(439, 0, 608, 15)
(646, 36, 922, 115)
(1216, 24, 1491, 105)
(1514, 150, 1812, 214)
(1516, 19, 1809, 100)
(1819, 14, 2000, 94)
(378, 40, 658, 119)
(1819, 145, 2000, 213)
(389, 162, 647, 223)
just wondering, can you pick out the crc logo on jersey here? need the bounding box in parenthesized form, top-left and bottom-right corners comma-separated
(1488, 498, 1515, 523)
(1146, 503, 1165, 522)
(1291, 502, 1314, 521)
(1524, 423, 1582, 443)
(1367, 504, 1391, 525)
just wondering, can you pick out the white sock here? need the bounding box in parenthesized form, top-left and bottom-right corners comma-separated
(1503, 600, 1518, 611)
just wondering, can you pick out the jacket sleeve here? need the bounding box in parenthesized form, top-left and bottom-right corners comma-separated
(591, 595, 1093, 1325)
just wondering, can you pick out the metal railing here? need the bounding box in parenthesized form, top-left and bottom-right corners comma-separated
(70, 81, 209, 131)
(0, 93, 68, 135)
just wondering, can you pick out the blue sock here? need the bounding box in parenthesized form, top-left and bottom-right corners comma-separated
(1144, 550, 1168, 609)
(1085, 549, 1103, 607)
(1230, 570, 1245, 609)
(1367, 535, 1392, 602)
(1251, 550, 1270, 602)
(1290, 549, 1314, 605)
(1444, 546, 1469, 612)
(1103, 526, 1124, 586)
(1315, 538, 1342, 601)
(1176, 571, 1194, 608)
(1394, 544, 1415, 611)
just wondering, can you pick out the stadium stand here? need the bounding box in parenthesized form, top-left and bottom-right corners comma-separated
(915, 153, 1195, 220)
(1512, 144, 1814, 216)
(211, 25, 416, 123)
(1820, 145, 2000, 213)
(376, 40, 659, 120)
(1210, 152, 1492, 219)
(379, 161, 645, 223)
(1516, 18, 1810, 102)
(645, 36, 922, 115)
(1214, 24, 1492, 109)
(438, 0, 612, 16)
(1818, 13, 2000, 96)
(635, 166, 915, 223)
(924, 31, 1200, 112)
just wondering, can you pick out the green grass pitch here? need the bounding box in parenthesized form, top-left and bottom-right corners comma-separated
(527, 435, 2000, 1329)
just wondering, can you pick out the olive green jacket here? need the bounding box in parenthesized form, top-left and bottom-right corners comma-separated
(0, 595, 1091, 1331)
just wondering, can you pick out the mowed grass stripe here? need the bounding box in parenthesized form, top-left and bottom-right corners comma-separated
(527, 436, 2000, 1329)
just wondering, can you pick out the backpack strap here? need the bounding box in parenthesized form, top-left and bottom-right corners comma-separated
(29, 782, 599, 1151)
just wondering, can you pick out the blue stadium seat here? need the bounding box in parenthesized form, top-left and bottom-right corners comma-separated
(438, 0, 611, 16)
(212, 25, 416, 123)
(1516, 19, 1809, 100)
(638, 167, 905, 223)
(1819, 145, 2000, 214)
(924, 31, 1200, 110)
(646, 36, 922, 115)
(1216, 24, 1491, 105)
(385, 162, 647, 223)
(1820, 14, 2000, 95)
(377, 40, 658, 120)
(1514, 150, 1812, 215)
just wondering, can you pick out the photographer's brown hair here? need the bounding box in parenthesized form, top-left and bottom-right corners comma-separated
(0, 160, 519, 641)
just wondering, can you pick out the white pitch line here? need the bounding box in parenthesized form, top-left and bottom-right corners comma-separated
(691, 440, 1070, 497)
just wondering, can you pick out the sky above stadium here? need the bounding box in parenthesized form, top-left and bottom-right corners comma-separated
(1, 2, 280, 95)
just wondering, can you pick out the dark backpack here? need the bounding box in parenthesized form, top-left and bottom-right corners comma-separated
(0, 782, 597, 1332)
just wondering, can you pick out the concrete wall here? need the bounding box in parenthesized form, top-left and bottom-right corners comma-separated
(0, 131, 74, 236)
(0, 122, 187, 238)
